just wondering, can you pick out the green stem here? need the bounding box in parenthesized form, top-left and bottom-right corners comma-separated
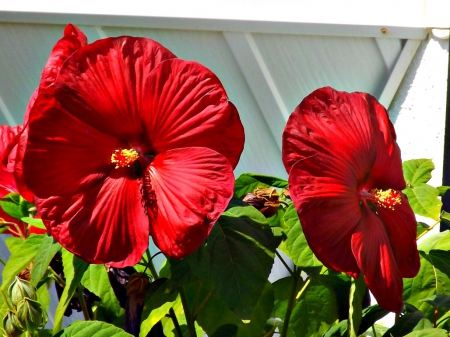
(416, 220, 440, 240)
(280, 267, 302, 337)
(146, 250, 159, 281)
(0, 257, 6, 265)
(275, 250, 294, 276)
(76, 284, 91, 321)
(169, 307, 184, 337)
(371, 325, 377, 337)
(180, 287, 197, 337)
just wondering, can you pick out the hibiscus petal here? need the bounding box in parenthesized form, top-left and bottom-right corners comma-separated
(142, 58, 244, 168)
(282, 87, 405, 189)
(146, 147, 234, 259)
(351, 207, 404, 313)
(375, 194, 420, 277)
(53, 36, 176, 140)
(36, 175, 148, 267)
(22, 90, 120, 197)
(288, 154, 361, 276)
(39, 24, 88, 91)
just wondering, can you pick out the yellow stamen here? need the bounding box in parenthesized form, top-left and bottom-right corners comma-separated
(111, 148, 139, 169)
(370, 188, 402, 210)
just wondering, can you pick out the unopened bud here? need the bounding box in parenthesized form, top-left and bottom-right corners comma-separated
(15, 298, 46, 333)
(126, 273, 149, 306)
(2, 310, 23, 337)
(8, 277, 36, 306)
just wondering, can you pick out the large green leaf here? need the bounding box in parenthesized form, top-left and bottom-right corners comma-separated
(31, 234, 61, 286)
(81, 264, 124, 323)
(280, 204, 322, 268)
(288, 279, 339, 337)
(383, 308, 426, 336)
(53, 249, 89, 334)
(54, 320, 133, 336)
(139, 278, 178, 337)
(403, 184, 441, 220)
(418, 231, 450, 253)
(0, 192, 34, 220)
(187, 205, 279, 319)
(403, 159, 435, 186)
(234, 173, 288, 198)
(404, 328, 449, 337)
(1, 234, 44, 291)
(403, 250, 450, 321)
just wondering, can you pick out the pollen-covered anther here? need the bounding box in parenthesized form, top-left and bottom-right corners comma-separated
(111, 148, 139, 169)
(370, 188, 402, 210)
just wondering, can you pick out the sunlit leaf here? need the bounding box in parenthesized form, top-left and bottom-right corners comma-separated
(53, 249, 89, 334)
(403, 184, 441, 220)
(348, 275, 365, 337)
(1, 234, 44, 291)
(21, 216, 46, 229)
(403, 250, 450, 322)
(384, 306, 425, 336)
(280, 204, 322, 268)
(81, 264, 124, 323)
(31, 234, 61, 286)
(404, 328, 449, 337)
(418, 231, 450, 253)
(437, 186, 450, 197)
(0, 192, 34, 220)
(54, 320, 133, 336)
(403, 159, 435, 186)
(139, 278, 178, 337)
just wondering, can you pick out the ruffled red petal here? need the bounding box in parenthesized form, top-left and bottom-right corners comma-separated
(53, 36, 176, 140)
(39, 24, 88, 91)
(352, 207, 404, 314)
(22, 90, 119, 197)
(142, 58, 244, 168)
(36, 175, 148, 267)
(283, 87, 405, 190)
(146, 147, 234, 259)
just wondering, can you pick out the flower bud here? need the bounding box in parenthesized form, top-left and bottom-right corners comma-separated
(15, 298, 46, 333)
(126, 273, 149, 306)
(8, 277, 36, 306)
(2, 310, 23, 337)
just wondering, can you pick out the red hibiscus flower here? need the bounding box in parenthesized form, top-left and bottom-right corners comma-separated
(282, 87, 420, 313)
(21, 26, 244, 268)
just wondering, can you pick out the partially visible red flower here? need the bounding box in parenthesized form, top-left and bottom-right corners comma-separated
(21, 26, 244, 267)
(282, 87, 420, 313)
(0, 124, 45, 237)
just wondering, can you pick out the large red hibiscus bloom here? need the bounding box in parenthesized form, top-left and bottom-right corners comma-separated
(282, 87, 420, 313)
(21, 27, 244, 267)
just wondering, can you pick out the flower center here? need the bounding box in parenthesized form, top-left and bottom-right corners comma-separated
(111, 148, 139, 169)
(370, 188, 402, 210)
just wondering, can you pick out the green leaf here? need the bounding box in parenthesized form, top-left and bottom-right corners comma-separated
(31, 234, 61, 286)
(418, 231, 450, 253)
(348, 275, 366, 337)
(81, 264, 124, 323)
(53, 249, 89, 334)
(187, 205, 279, 319)
(417, 222, 430, 238)
(54, 320, 133, 336)
(21, 216, 46, 229)
(403, 250, 450, 322)
(139, 278, 178, 337)
(288, 279, 339, 337)
(234, 173, 288, 198)
(280, 204, 322, 268)
(383, 308, 425, 336)
(1, 234, 44, 291)
(437, 186, 450, 197)
(403, 159, 435, 186)
(404, 328, 449, 337)
(422, 294, 450, 309)
(0, 192, 34, 220)
(403, 184, 441, 220)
